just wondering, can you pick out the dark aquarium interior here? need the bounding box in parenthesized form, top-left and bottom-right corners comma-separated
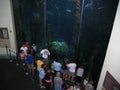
(12, 0, 119, 88)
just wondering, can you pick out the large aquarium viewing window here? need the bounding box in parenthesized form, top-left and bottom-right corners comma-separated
(45, 0, 78, 59)
(12, 0, 119, 88)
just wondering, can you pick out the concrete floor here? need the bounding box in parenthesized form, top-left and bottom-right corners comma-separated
(0, 59, 41, 90)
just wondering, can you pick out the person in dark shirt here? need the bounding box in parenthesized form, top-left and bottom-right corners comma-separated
(26, 50, 34, 76)
(44, 69, 53, 90)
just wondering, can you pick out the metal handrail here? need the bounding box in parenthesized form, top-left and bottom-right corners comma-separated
(5, 46, 18, 60)
(5, 45, 9, 56)
(8, 48, 17, 59)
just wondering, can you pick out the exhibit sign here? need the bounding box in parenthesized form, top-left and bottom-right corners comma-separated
(0, 28, 10, 48)
(102, 71, 120, 90)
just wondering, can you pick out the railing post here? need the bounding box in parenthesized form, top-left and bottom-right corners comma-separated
(7, 48, 18, 62)
(5, 45, 9, 56)
(9, 49, 12, 60)
(16, 52, 18, 60)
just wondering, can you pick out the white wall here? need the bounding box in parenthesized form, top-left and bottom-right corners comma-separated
(0, 0, 16, 56)
(97, 1, 120, 90)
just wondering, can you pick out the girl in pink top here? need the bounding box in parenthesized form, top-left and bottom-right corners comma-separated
(19, 50, 26, 69)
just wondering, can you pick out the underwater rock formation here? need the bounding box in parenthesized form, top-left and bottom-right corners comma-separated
(49, 41, 69, 58)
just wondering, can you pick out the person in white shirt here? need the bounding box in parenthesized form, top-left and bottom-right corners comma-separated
(20, 44, 28, 55)
(83, 77, 89, 88)
(31, 43, 37, 52)
(74, 83, 80, 90)
(66, 61, 77, 81)
(85, 81, 94, 90)
(40, 47, 50, 70)
(40, 47, 50, 60)
(76, 66, 84, 83)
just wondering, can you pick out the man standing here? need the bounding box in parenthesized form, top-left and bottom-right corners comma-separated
(66, 61, 77, 81)
(40, 47, 50, 69)
(40, 47, 50, 60)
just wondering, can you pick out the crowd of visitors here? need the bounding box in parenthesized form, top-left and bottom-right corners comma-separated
(18, 42, 94, 90)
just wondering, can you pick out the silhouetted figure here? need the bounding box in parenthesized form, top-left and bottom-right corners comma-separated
(44, 69, 53, 90)
(54, 72, 63, 90)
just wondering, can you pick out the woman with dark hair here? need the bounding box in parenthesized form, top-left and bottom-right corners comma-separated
(19, 49, 27, 70)
(44, 69, 53, 90)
